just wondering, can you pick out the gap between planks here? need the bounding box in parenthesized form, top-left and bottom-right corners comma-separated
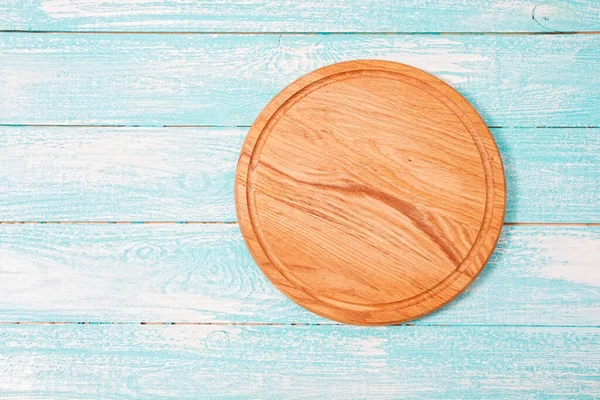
(0, 222, 597, 226)
(1, 322, 598, 328)
(1, 31, 599, 35)
(2, 124, 600, 129)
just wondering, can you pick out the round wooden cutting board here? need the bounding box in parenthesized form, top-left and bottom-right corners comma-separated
(235, 60, 506, 325)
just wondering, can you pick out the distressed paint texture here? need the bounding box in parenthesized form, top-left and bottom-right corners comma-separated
(0, 325, 598, 398)
(0, 127, 242, 222)
(1, 34, 600, 126)
(1, 0, 599, 32)
(0, 224, 597, 325)
(0, 127, 597, 222)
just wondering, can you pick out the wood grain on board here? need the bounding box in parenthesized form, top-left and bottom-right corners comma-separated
(0, 126, 597, 223)
(235, 60, 506, 325)
(2, 34, 600, 126)
(0, 324, 598, 398)
(1, 0, 599, 32)
(0, 224, 597, 326)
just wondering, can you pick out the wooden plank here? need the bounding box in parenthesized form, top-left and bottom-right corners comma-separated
(496, 128, 600, 223)
(0, 127, 597, 223)
(1, 0, 599, 33)
(0, 224, 597, 325)
(0, 127, 243, 222)
(0, 324, 597, 398)
(1, 34, 599, 127)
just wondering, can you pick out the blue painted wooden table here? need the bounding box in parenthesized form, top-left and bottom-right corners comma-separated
(0, 1, 599, 398)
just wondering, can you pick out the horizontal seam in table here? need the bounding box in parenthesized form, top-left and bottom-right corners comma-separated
(2, 124, 599, 129)
(1, 31, 599, 35)
(0, 322, 598, 328)
(0, 222, 597, 226)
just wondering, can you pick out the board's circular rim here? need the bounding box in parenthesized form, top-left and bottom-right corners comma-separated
(235, 60, 506, 325)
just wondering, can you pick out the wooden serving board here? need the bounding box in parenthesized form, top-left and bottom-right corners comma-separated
(235, 60, 506, 325)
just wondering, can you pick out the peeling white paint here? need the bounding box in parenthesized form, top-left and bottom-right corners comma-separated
(534, 236, 600, 287)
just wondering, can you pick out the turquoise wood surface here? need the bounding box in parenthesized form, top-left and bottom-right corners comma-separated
(1, 0, 599, 32)
(0, 224, 597, 325)
(0, 127, 597, 222)
(0, 325, 598, 398)
(2, 34, 600, 127)
(1, 0, 599, 397)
